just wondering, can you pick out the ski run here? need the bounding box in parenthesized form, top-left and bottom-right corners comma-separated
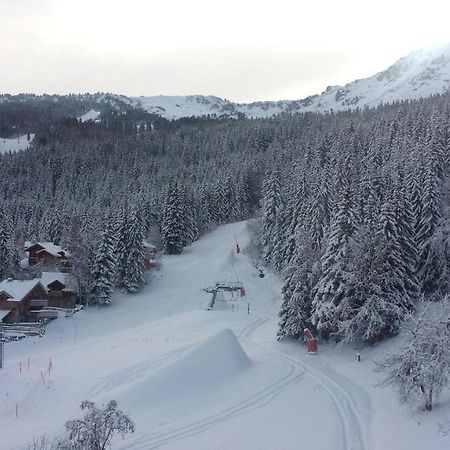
(1, 221, 449, 449)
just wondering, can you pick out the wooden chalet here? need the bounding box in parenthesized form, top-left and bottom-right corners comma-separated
(40, 272, 78, 309)
(24, 242, 71, 270)
(0, 279, 48, 323)
(0, 272, 79, 323)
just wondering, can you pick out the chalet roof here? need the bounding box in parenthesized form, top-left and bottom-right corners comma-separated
(0, 279, 44, 301)
(24, 242, 71, 258)
(0, 310, 11, 321)
(143, 242, 157, 250)
(40, 272, 78, 293)
(47, 279, 66, 289)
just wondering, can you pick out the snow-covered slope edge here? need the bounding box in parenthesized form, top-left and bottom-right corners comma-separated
(134, 44, 450, 119)
(0, 134, 35, 154)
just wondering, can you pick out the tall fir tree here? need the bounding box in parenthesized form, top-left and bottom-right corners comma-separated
(91, 223, 116, 304)
(260, 170, 284, 266)
(161, 184, 185, 255)
(311, 184, 355, 339)
(122, 208, 145, 293)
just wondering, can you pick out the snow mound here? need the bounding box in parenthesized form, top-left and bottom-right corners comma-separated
(119, 329, 251, 406)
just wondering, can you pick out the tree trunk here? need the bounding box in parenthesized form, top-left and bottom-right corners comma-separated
(425, 388, 433, 411)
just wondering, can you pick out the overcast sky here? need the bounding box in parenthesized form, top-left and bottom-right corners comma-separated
(2, 0, 450, 102)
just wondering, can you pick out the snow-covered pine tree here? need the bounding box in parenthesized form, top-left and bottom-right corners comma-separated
(211, 179, 228, 224)
(180, 187, 198, 247)
(393, 184, 420, 302)
(278, 229, 317, 340)
(337, 193, 417, 343)
(279, 170, 309, 267)
(0, 211, 16, 280)
(91, 222, 116, 304)
(122, 208, 145, 293)
(417, 155, 443, 293)
(61, 217, 94, 305)
(260, 170, 284, 266)
(114, 207, 128, 288)
(161, 183, 185, 255)
(271, 205, 291, 271)
(309, 171, 332, 251)
(196, 185, 212, 233)
(234, 175, 252, 220)
(311, 183, 355, 339)
(417, 220, 450, 299)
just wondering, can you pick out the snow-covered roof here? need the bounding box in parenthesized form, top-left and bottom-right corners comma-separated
(0, 279, 43, 301)
(0, 310, 11, 321)
(78, 109, 101, 122)
(143, 242, 157, 250)
(25, 242, 70, 258)
(40, 272, 78, 292)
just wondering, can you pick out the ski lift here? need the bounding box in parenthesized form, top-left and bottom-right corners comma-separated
(258, 269, 265, 278)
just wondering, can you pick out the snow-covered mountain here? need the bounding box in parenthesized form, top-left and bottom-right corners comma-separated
(133, 44, 450, 119)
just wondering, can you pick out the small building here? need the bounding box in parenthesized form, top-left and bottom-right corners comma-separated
(40, 272, 78, 309)
(0, 273, 79, 323)
(0, 279, 48, 323)
(24, 242, 71, 270)
(143, 242, 159, 269)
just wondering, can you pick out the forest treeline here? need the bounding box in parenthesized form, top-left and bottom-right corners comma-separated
(1, 93, 450, 342)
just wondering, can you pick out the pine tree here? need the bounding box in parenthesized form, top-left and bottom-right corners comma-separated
(309, 172, 331, 251)
(260, 171, 284, 265)
(0, 216, 13, 280)
(91, 223, 116, 304)
(211, 179, 228, 224)
(180, 187, 198, 247)
(417, 157, 442, 293)
(122, 208, 145, 293)
(61, 218, 94, 305)
(336, 194, 417, 343)
(114, 207, 129, 288)
(311, 184, 355, 339)
(161, 184, 185, 255)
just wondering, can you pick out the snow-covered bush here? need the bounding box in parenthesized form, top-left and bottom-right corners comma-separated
(57, 400, 134, 449)
(376, 303, 450, 411)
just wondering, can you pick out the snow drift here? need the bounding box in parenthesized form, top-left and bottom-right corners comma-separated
(117, 329, 251, 407)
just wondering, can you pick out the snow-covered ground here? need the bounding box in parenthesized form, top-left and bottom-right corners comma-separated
(1, 221, 449, 449)
(0, 134, 35, 154)
(78, 109, 101, 122)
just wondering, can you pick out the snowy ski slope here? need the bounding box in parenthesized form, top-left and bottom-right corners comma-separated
(0, 222, 449, 449)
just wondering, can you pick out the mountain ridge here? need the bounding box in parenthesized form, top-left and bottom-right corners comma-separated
(132, 44, 450, 119)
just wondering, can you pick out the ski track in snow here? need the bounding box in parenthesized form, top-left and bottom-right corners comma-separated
(243, 316, 369, 450)
(301, 362, 368, 450)
(122, 313, 368, 450)
(124, 316, 307, 450)
(276, 342, 369, 450)
(89, 347, 191, 397)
